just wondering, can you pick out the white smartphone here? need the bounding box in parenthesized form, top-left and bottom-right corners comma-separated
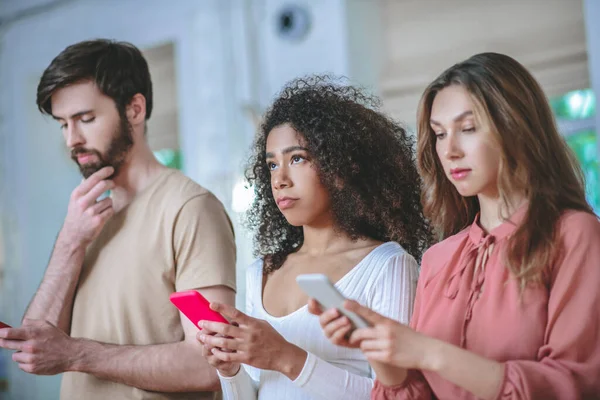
(296, 273, 370, 329)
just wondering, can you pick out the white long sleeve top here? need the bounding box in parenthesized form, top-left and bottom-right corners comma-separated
(217, 242, 419, 400)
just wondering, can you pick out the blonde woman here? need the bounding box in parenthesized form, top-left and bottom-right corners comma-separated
(312, 53, 600, 399)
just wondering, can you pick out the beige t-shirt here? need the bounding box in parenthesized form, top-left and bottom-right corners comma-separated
(60, 169, 236, 400)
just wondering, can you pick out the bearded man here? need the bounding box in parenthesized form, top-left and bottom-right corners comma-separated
(0, 39, 236, 400)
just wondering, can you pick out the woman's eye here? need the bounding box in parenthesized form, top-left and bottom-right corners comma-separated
(291, 155, 304, 163)
(82, 117, 95, 124)
(267, 162, 277, 171)
(435, 132, 446, 139)
(463, 127, 475, 132)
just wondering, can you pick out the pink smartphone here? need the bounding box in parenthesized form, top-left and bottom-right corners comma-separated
(169, 290, 229, 329)
(0, 321, 10, 329)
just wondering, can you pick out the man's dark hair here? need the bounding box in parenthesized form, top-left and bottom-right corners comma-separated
(36, 39, 153, 119)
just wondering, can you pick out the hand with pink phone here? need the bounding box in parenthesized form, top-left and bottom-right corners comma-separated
(171, 291, 241, 376)
(169, 290, 229, 329)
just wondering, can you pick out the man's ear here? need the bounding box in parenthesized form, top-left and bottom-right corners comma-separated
(125, 93, 147, 126)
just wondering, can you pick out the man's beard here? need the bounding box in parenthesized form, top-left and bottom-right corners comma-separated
(71, 116, 133, 179)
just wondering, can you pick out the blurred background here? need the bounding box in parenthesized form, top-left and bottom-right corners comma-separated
(0, 0, 598, 398)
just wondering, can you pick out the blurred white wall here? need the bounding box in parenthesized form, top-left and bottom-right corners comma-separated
(379, 0, 589, 127)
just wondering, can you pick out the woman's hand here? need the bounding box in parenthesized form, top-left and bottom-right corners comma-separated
(345, 300, 435, 371)
(307, 298, 358, 348)
(196, 325, 240, 377)
(198, 303, 308, 380)
(309, 299, 416, 386)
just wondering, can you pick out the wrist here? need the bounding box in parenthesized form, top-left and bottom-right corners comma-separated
(66, 338, 90, 373)
(371, 361, 408, 387)
(420, 336, 446, 373)
(57, 229, 88, 254)
(277, 343, 307, 381)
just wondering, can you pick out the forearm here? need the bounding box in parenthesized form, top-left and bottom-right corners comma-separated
(24, 233, 86, 332)
(70, 338, 219, 392)
(426, 339, 503, 400)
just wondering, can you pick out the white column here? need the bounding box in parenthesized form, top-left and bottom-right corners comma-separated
(251, 0, 384, 109)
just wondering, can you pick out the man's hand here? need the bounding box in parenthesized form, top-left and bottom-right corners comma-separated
(60, 166, 115, 248)
(21, 167, 114, 330)
(0, 319, 80, 375)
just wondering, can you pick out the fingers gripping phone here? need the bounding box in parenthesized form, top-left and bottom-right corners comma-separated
(170, 290, 229, 329)
(296, 274, 370, 329)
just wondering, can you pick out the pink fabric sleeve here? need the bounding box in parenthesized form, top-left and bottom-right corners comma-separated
(371, 371, 432, 400)
(494, 213, 600, 400)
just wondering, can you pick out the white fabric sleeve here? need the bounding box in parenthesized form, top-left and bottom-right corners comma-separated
(291, 351, 374, 399)
(290, 252, 419, 399)
(218, 366, 258, 400)
(216, 261, 262, 399)
(368, 252, 419, 325)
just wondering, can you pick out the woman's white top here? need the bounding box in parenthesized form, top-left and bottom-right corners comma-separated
(218, 241, 419, 400)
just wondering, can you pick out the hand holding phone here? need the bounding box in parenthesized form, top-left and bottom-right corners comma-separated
(170, 290, 229, 329)
(296, 274, 370, 330)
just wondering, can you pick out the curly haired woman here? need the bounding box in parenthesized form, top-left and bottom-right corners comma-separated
(195, 75, 432, 400)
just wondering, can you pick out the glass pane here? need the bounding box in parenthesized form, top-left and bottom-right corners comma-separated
(550, 89, 596, 120)
(552, 89, 599, 215)
(154, 148, 183, 170)
(566, 131, 600, 214)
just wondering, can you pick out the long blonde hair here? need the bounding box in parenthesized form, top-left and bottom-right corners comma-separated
(417, 52, 593, 289)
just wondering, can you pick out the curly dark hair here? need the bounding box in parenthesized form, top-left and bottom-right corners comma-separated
(245, 75, 432, 274)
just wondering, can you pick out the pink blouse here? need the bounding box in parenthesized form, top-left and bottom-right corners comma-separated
(373, 209, 600, 399)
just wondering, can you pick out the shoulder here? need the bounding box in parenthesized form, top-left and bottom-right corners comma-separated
(372, 241, 407, 259)
(159, 171, 227, 217)
(244, 259, 264, 303)
(377, 241, 417, 268)
(245, 259, 264, 288)
(242, 259, 265, 315)
(549, 209, 600, 289)
(365, 242, 419, 282)
(164, 171, 220, 204)
(557, 209, 600, 237)
(554, 210, 600, 259)
(246, 258, 264, 275)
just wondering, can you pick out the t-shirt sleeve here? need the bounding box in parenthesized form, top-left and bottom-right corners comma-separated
(172, 193, 236, 292)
